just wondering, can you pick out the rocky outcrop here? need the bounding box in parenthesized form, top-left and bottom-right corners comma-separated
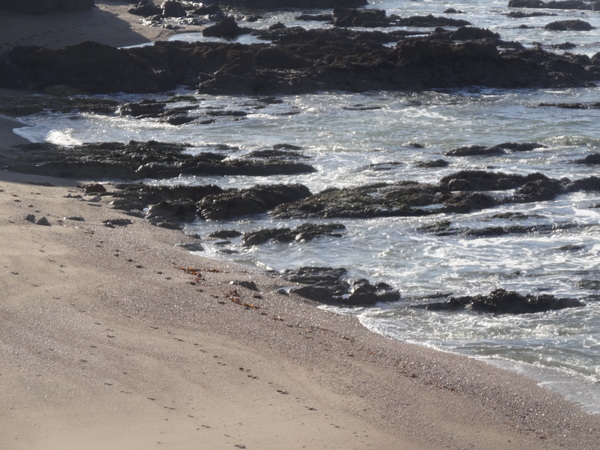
(197, 184, 312, 220)
(282, 266, 400, 306)
(2, 27, 599, 94)
(242, 223, 345, 246)
(418, 289, 585, 314)
(7, 141, 316, 180)
(0, 0, 94, 14)
(203, 16, 252, 38)
(545, 20, 595, 30)
(272, 170, 600, 220)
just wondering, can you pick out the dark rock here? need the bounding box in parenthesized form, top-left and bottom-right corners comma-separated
(147, 199, 197, 221)
(203, 16, 252, 38)
(8, 140, 316, 180)
(419, 288, 584, 314)
(83, 183, 107, 194)
(445, 145, 505, 157)
(506, 11, 556, 17)
(514, 177, 563, 202)
(128, 1, 162, 17)
(209, 229, 242, 238)
(333, 7, 394, 28)
(36, 216, 51, 226)
(574, 153, 600, 164)
(242, 223, 345, 246)
(118, 100, 167, 117)
(439, 170, 550, 191)
(272, 181, 438, 219)
(283, 266, 400, 306)
(3, 31, 600, 95)
(296, 14, 333, 22)
(197, 184, 312, 220)
(415, 159, 449, 168)
(396, 14, 471, 28)
(161, 0, 186, 17)
(445, 142, 545, 157)
(25, 213, 36, 223)
(545, 20, 595, 31)
(176, 241, 205, 252)
(538, 101, 600, 108)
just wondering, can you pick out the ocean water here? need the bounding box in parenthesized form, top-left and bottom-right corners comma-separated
(13, 0, 600, 413)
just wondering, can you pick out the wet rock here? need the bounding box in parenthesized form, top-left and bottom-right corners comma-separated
(333, 7, 395, 28)
(514, 177, 563, 202)
(3, 29, 600, 95)
(396, 14, 471, 28)
(419, 288, 584, 314)
(574, 153, 600, 164)
(209, 229, 242, 238)
(0, 94, 119, 116)
(273, 182, 438, 219)
(439, 170, 550, 191)
(296, 14, 333, 22)
(242, 223, 345, 246)
(445, 145, 505, 157)
(8, 141, 316, 180)
(283, 266, 400, 306)
(197, 184, 312, 220)
(545, 20, 595, 31)
(415, 159, 449, 168)
(203, 16, 252, 38)
(445, 142, 545, 157)
(118, 100, 167, 117)
(538, 101, 600, 109)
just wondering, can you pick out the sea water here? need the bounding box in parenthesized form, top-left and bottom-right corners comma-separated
(12, 0, 600, 413)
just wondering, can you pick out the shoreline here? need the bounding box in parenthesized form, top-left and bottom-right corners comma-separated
(2, 100, 600, 450)
(1, 5, 600, 448)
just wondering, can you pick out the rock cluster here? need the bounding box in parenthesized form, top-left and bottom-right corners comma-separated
(282, 266, 400, 306)
(2, 26, 599, 94)
(419, 289, 585, 314)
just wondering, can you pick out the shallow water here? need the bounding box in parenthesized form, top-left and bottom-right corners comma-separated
(13, 0, 600, 413)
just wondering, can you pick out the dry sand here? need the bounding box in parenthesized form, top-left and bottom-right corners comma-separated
(0, 0, 203, 55)
(1, 3, 600, 449)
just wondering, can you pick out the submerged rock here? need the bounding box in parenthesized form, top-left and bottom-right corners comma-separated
(418, 289, 585, 314)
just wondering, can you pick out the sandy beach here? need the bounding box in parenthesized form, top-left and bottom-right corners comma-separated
(1, 2, 600, 449)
